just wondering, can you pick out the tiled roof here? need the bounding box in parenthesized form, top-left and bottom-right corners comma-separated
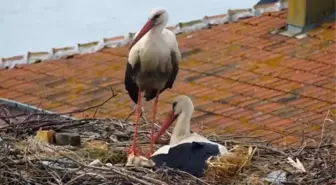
(1, 9, 335, 148)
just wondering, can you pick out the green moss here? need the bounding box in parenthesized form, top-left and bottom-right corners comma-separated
(64, 141, 128, 164)
(79, 147, 127, 164)
(178, 19, 203, 28)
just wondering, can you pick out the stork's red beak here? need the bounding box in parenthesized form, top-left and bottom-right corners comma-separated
(129, 20, 154, 50)
(153, 111, 178, 142)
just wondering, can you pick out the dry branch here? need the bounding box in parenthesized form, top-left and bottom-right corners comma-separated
(0, 105, 335, 185)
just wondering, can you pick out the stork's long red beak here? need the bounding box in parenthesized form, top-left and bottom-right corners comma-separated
(129, 20, 154, 50)
(153, 111, 178, 143)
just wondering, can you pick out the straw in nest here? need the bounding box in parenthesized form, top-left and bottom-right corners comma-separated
(204, 145, 257, 182)
(14, 136, 64, 160)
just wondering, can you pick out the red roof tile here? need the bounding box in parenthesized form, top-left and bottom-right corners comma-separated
(0, 9, 335, 147)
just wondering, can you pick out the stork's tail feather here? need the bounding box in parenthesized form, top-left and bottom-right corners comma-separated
(144, 90, 158, 101)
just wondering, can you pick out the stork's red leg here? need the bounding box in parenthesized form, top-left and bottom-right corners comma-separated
(147, 92, 160, 157)
(128, 91, 143, 156)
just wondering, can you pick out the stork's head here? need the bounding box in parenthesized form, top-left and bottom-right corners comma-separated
(149, 7, 169, 26)
(154, 95, 194, 142)
(129, 7, 169, 50)
(170, 95, 194, 118)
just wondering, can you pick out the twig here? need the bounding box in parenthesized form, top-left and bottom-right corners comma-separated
(0, 88, 117, 132)
(54, 120, 91, 131)
(162, 167, 210, 185)
(307, 110, 330, 171)
(58, 88, 117, 116)
(124, 105, 136, 122)
(294, 141, 307, 157)
(56, 150, 163, 185)
(299, 164, 336, 184)
(212, 139, 289, 157)
(124, 104, 146, 122)
(140, 108, 171, 138)
(314, 110, 330, 155)
(0, 88, 117, 122)
(0, 104, 335, 185)
(65, 173, 107, 185)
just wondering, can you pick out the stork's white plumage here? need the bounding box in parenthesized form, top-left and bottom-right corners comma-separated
(124, 7, 181, 158)
(150, 95, 229, 177)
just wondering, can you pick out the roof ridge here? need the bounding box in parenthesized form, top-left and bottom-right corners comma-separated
(0, 1, 288, 70)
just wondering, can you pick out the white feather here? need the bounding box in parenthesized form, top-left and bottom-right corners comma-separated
(152, 95, 229, 157)
(287, 157, 306, 173)
(127, 8, 180, 68)
(153, 132, 229, 156)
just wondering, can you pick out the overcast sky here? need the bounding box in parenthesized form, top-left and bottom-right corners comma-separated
(0, 0, 258, 58)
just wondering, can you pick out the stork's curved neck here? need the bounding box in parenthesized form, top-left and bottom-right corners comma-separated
(170, 109, 192, 145)
(149, 23, 166, 37)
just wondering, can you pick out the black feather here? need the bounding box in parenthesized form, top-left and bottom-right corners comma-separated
(125, 50, 180, 103)
(124, 62, 140, 104)
(150, 142, 220, 177)
(143, 50, 179, 101)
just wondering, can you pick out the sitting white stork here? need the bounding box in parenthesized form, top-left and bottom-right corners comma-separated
(124, 7, 181, 158)
(149, 95, 230, 177)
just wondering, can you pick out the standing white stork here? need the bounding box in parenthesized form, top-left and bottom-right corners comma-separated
(149, 95, 230, 177)
(125, 7, 181, 158)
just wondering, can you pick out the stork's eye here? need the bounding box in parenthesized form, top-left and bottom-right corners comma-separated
(152, 13, 161, 20)
(172, 102, 177, 110)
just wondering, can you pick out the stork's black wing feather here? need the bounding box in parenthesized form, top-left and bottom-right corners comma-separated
(164, 50, 179, 89)
(124, 62, 140, 104)
(150, 142, 220, 177)
(144, 50, 180, 101)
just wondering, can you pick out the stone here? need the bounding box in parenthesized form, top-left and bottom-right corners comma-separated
(34, 130, 55, 143)
(88, 159, 103, 167)
(126, 154, 155, 168)
(55, 132, 81, 146)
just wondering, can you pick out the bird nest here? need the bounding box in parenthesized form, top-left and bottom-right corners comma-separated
(204, 145, 257, 182)
(0, 103, 335, 185)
